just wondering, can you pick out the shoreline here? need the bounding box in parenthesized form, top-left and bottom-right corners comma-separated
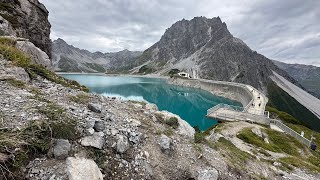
(57, 72, 268, 114)
(56, 72, 169, 79)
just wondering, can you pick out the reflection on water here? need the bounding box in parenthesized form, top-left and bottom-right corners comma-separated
(61, 74, 242, 131)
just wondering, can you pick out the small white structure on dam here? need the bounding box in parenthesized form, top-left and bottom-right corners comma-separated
(178, 72, 192, 79)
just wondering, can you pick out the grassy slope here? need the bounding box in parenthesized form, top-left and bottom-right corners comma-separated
(237, 127, 320, 173)
(267, 82, 320, 131)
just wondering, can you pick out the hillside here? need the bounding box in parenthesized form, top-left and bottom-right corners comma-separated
(52, 38, 142, 73)
(273, 60, 320, 99)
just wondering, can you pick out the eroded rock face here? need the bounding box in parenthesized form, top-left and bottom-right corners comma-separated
(0, 0, 52, 57)
(66, 157, 103, 180)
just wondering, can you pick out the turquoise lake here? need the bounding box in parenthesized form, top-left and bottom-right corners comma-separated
(61, 74, 242, 131)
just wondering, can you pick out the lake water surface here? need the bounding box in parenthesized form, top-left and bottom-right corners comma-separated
(61, 74, 242, 131)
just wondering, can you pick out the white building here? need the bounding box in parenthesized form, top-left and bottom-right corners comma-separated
(178, 72, 192, 79)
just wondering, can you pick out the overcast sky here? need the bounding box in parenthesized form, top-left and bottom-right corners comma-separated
(39, 0, 320, 66)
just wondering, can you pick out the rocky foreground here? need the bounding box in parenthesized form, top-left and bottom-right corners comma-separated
(0, 41, 320, 180)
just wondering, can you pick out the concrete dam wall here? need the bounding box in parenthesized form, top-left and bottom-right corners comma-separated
(167, 78, 253, 109)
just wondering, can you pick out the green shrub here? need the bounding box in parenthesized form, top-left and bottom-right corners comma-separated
(4, 78, 26, 88)
(165, 117, 179, 129)
(194, 132, 205, 143)
(266, 106, 300, 124)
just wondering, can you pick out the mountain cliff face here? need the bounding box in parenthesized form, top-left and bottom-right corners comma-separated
(0, 0, 51, 57)
(273, 60, 320, 99)
(135, 17, 295, 92)
(52, 38, 142, 73)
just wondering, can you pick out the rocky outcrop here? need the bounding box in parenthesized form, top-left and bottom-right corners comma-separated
(52, 38, 142, 72)
(0, 56, 30, 81)
(0, 0, 52, 57)
(16, 39, 52, 69)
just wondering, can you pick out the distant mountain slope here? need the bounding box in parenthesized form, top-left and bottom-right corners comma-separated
(273, 60, 320, 99)
(133, 17, 295, 92)
(52, 38, 142, 73)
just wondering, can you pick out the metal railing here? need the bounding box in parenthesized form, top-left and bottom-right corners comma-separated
(270, 119, 311, 147)
(207, 103, 245, 116)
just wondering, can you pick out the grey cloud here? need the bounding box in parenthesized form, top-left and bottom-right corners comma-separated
(40, 0, 320, 66)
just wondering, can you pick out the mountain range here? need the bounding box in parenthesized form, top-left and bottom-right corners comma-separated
(52, 38, 142, 73)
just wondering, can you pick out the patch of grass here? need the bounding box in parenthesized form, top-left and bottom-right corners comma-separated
(0, 37, 89, 92)
(237, 128, 302, 156)
(194, 132, 206, 143)
(191, 142, 203, 152)
(266, 106, 301, 124)
(0, 120, 52, 178)
(162, 128, 174, 137)
(279, 157, 320, 173)
(38, 103, 80, 140)
(165, 117, 179, 129)
(215, 137, 252, 167)
(69, 93, 91, 104)
(4, 78, 26, 88)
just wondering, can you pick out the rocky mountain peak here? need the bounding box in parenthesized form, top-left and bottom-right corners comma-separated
(155, 16, 231, 60)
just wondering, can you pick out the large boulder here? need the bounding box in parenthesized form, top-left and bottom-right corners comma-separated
(66, 157, 103, 180)
(81, 132, 105, 149)
(53, 139, 71, 160)
(16, 40, 52, 69)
